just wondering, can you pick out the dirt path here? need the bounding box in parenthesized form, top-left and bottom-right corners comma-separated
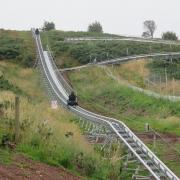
(136, 132, 180, 144)
(0, 155, 82, 180)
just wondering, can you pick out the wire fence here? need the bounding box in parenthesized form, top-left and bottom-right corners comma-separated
(145, 59, 180, 96)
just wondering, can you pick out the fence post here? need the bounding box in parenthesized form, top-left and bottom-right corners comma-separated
(126, 48, 129, 56)
(153, 133, 156, 151)
(145, 123, 149, 132)
(15, 96, 20, 143)
(165, 68, 168, 93)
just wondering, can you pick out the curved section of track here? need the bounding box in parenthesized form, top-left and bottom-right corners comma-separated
(33, 30, 179, 180)
(60, 52, 180, 72)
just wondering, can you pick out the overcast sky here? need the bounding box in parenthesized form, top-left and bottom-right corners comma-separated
(0, 0, 179, 37)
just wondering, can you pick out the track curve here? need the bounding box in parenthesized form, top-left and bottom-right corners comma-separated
(33, 29, 179, 180)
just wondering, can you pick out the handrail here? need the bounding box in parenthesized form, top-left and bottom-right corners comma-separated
(65, 37, 180, 45)
(59, 52, 180, 71)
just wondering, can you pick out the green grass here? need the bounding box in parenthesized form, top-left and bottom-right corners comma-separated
(0, 30, 36, 67)
(0, 149, 12, 164)
(148, 59, 180, 79)
(147, 141, 180, 176)
(1, 29, 179, 179)
(68, 66, 180, 176)
(0, 60, 132, 179)
(41, 30, 180, 67)
(0, 75, 23, 95)
(68, 67, 180, 136)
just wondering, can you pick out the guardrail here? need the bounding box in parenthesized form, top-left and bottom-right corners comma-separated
(32, 29, 179, 180)
(59, 52, 180, 72)
(97, 52, 180, 65)
(65, 37, 180, 45)
(102, 65, 180, 102)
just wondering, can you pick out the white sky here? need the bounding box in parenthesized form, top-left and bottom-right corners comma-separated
(0, 0, 179, 37)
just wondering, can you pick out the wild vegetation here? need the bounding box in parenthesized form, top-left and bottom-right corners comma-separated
(68, 66, 180, 175)
(41, 30, 180, 67)
(106, 59, 180, 96)
(148, 58, 180, 80)
(68, 67, 180, 136)
(88, 21, 103, 33)
(0, 61, 133, 179)
(1, 29, 180, 178)
(0, 29, 35, 67)
(162, 31, 178, 41)
(0, 75, 23, 95)
(142, 20, 156, 38)
(0, 30, 134, 179)
(42, 21, 56, 31)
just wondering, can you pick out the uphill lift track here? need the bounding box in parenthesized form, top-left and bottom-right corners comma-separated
(65, 37, 180, 46)
(60, 52, 180, 72)
(32, 29, 179, 180)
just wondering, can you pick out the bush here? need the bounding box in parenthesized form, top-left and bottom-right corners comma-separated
(42, 31, 180, 65)
(0, 75, 23, 94)
(0, 30, 35, 67)
(74, 152, 96, 176)
(88, 21, 103, 33)
(0, 37, 21, 59)
(42, 21, 55, 31)
(148, 59, 180, 79)
(21, 53, 35, 67)
(162, 31, 178, 41)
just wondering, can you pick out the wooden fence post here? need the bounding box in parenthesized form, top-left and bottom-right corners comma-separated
(15, 96, 20, 143)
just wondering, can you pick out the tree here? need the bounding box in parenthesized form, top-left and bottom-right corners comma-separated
(42, 21, 55, 31)
(88, 21, 103, 33)
(143, 20, 156, 38)
(162, 31, 178, 41)
(142, 31, 151, 38)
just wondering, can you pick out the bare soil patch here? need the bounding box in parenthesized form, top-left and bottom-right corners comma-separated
(0, 155, 82, 180)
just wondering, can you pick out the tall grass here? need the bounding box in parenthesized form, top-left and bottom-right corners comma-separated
(68, 67, 180, 136)
(110, 59, 180, 96)
(41, 30, 180, 66)
(68, 66, 180, 175)
(0, 61, 128, 179)
(0, 30, 35, 67)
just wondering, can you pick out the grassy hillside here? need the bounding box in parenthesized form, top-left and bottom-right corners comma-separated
(0, 61, 130, 179)
(0, 30, 132, 179)
(107, 59, 180, 96)
(1, 29, 179, 178)
(41, 30, 180, 67)
(40, 30, 180, 176)
(148, 58, 180, 80)
(68, 67, 180, 175)
(68, 67, 180, 136)
(0, 29, 35, 67)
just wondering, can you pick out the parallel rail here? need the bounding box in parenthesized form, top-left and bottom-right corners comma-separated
(33, 29, 179, 180)
(60, 52, 180, 72)
(65, 37, 180, 45)
(97, 52, 180, 65)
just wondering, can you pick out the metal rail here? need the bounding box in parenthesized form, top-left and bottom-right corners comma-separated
(102, 65, 180, 102)
(32, 29, 179, 180)
(65, 37, 180, 45)
(59, 52, 180, 72)
(97, 53, 180, 65)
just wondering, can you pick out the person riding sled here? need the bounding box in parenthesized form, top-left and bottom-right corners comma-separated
(67, 91, 78, 106)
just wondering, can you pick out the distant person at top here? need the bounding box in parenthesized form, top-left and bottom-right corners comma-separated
(67, 91, 78, 106)
(35, 28, 39, 35)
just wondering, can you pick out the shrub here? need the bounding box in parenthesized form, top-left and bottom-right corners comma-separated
(88, 21, 103, 33)
(0, 75, 23, 94)
(0, 30, 35, 67)
(162, 31, 178, 41)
